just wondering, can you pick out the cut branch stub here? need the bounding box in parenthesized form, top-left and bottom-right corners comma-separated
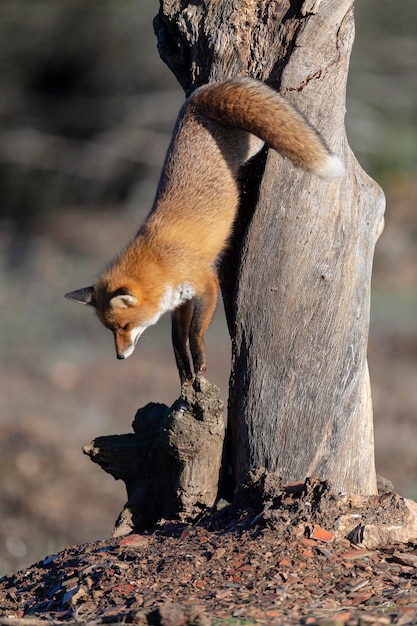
(83, 377, 225, 536)
(154, 0, 306, 91)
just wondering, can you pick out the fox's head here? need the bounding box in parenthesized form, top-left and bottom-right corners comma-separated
(65, 283, 166, 360)
(65, 280, 195, 360)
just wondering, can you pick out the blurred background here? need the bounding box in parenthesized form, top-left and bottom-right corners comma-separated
(0, 0, 416, 576)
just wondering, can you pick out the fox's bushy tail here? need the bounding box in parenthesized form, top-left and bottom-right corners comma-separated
(190, 77, 345, 180)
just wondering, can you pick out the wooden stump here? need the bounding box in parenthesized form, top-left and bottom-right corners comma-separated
(83, 377, 225, 535)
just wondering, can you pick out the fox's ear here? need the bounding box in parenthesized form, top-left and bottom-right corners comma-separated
(109, 290, 137, 310)
(65, 286, 95, 305)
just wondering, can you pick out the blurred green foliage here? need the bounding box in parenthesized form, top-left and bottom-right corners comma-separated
(0, 0, 179, 222)
(347, 0, 417, 177)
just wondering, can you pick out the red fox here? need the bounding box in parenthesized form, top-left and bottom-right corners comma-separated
(66, 77, 345, 385)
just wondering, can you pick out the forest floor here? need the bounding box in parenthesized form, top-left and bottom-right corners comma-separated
(1, 472, 417, 626)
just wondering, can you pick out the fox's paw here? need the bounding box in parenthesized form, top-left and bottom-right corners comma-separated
(179, 362, 206, 387)
(180, 374, 194, 387)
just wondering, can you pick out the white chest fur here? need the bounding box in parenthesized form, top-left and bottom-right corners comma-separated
(159, 283, 196, 315)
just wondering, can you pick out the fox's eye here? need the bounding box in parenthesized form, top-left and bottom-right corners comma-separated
(121, 323, 130, 331)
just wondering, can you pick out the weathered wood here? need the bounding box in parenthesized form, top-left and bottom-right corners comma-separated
(84, 377, 225, 535)
(155, 0, 384, 495)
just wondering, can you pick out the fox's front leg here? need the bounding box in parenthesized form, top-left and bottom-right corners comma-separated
(172, 300, 194, 385)
(189, 274, 219, 379)
(171, 274, 218, 385)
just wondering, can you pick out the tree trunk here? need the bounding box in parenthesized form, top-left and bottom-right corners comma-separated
(154, 0, 385, 495)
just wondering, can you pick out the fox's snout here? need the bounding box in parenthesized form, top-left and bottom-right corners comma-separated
(113, 330, 136, 361)
(112, 323, 146, 361)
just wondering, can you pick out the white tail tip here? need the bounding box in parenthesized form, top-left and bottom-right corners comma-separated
(314, 154, 346, 180)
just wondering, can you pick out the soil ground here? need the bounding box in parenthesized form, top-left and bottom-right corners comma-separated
(1, 474, 417, 626)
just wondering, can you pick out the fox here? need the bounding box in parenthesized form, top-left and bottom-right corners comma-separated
(65, 77, 345, 385)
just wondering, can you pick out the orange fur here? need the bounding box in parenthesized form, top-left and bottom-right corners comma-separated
(65, 77, 344, 384)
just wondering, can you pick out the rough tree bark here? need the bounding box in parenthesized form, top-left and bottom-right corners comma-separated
(154, 0, 385, 495)
(85, 377, 225, 533)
